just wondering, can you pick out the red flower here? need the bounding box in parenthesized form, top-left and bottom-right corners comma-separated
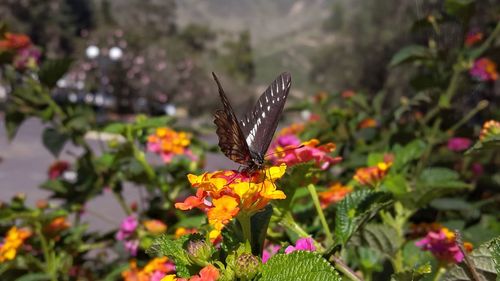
(48, 161, 70, 180)
(0, 33, 31, 50)
(465, 31, 483, 47)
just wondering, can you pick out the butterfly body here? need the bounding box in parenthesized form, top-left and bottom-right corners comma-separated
(212, 72, 291, 172)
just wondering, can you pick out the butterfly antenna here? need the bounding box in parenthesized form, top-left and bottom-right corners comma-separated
(264, 144, 305, 158)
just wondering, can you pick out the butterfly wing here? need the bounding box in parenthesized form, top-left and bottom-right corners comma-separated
(212, 72, 253, 166)
(240, 72, 291, 157)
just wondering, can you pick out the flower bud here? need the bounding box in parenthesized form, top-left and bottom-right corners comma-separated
(234, 253, 260, 280)
(186, 239, 213, 266)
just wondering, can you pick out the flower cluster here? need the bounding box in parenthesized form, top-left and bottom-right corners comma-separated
(144, 219, 167, 235)
(469, 58, 498, 81)
(48, 161, 70, 180)
(162, 265, 219, 281)
(268, 135, 341, 170)
(176, 165, 287, 238)
(116, 215, 139, 256)
(480, 120, 500, 141)
(318, 183, 353, 208)
(354, 160, 392, 187)
(465, 31, 483, 47)
(0, 33, 41, 70)
(357, 118, 378, 129)
(43, 217, 70, 239)
(0, 227, 32, 263)
(262, 237, 317, 263)
(415, 227, 472, 264)
(147, 128, 195, 163)
(122, 257, 175, 281)
(447, 137, 471, 152)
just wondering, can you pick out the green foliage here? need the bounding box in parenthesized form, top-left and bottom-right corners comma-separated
(335, 190, 392, 246)
(147, 234, 192, 277)
(389, 45, 434, 67)
(38, 59, 72, 89)
(390, 263, 431, 281)
(442, 236, 499, 281)
(42, 127, 68, 157)
(259, 251, 340, 281)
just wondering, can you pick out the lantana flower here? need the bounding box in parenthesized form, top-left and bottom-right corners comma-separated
(0, 33, 40, 70)
(48, 161, 70, 180)
(465, 31, 483, 47)
(122, 257, 175, 281)
(480, 120, 500, 141)
(116, 215, 140, 256)
(318, 183, 353, 208)
(447, 137, 472, 152)
(175, 165, 287, 239)
(175, 227, 198, 239)
(262, 243, 281, 263)
(0, 227, 32, 263)
(284, 237, 317, 254)
(357, 118, 378, 129)
(43, 217, 70, 239)
(469, 58, 498, 81)
(0, 33, 31, 50)
(147, 127, 196, 163)
(354, 160, 392, 187)
(269, 137, 341, 170)
(144, 220, 167, 235)
(415, 227, 473, 264)
(167, 264, 219, 281)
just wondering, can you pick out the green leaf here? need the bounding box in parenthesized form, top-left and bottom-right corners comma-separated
(260, 251, 340, 281)
(444, 0, 475, 22)
(133, 116, 174, 130)
(418, 168, 470, 189)
(382, 174, 409, 195)
(391, 263, 431, 281)
(15, 273, 52, 281)
(38, 58, 72, 88)
(42, 127, 68, 157)
(442, 236, 498, 281)
(361, 224, 400, 257)
(251, 204, 273, 256)
(390, 45, 433, 67)
(4, 107, 26, 140)
(102, 263, 130, 281)
(465, 136, 500, 155)
(335, 190, 392, 246)
(392, 140, 426, 170)
(102, 123, 127, 134)
(147, 234, 192, 278)
(491, 237, 500, 277)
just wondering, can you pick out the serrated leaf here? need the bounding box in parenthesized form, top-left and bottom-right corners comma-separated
(335, 190, 392, 246)
(390, 45, 433, 67)
(391, 263, 431, 281)
(361, 224, 400, 257)
(442, 236, 498, 281)
(490, 237, 500, 277)
(42, 127, 68, 157)
(260, 251, 340, 281)
(39, 58, 72, 88)
(465, 137, 500, 155)
(147, 234, 191, 278)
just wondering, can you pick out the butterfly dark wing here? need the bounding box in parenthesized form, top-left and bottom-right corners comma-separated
(240, 72, 291, 157)
(212, 72, 252, 166)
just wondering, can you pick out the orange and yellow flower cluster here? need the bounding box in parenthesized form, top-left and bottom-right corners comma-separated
(318, 183, 353, 208)
(175, 165, 287, 238)
(147, 128, 195, 163)
(161, 265, 219, 281)
(415, 226, 473, 264)
(469, 58, 498, 81)
(0, 32, 40, 70)
(480, 120, 500, 141)
(354, 161, 392, 187)
(0, 226, 32, 263)
(122, 257, 175, 281)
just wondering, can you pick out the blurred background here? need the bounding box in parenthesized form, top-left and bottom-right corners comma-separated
(0, 0, 499, 228)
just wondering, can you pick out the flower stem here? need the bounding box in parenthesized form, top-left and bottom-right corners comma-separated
(306, 184, 334, 246)
(238, 213, 252, 245)
(35, 223, 57, 281)
(278, 210, 324, 251)
(331, 255, 364, 281)
(432, 266, 446, 281)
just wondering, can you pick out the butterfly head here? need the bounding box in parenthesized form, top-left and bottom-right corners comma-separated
(250, 150, 265, 169)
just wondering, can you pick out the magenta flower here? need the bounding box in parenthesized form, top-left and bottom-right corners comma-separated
(447, 137, 472, 152)
(124, 239, 139, 256)
(262, 244, 281, 263)
(116, 215, 138, 241)
(14, 46, 41, 70)
(415, 227, 471, 264)
(469, 58, 498, 81)
(285, 237, 316, 254)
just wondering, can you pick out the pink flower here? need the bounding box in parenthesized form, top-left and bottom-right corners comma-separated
(13, 46, 41, 70)
(469, 58, 498, 81)
(269, 138, 341, 170)
(285, 237, 316, 254)
(124, 239, 139, 256)
(447, 137, 472, 152)
(415, 227, 471, 264)
(116, 215, 138, 241)
(262, 244, 281, 263)
(471, 163, 483, 177)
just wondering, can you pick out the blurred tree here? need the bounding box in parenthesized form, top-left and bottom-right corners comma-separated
(221, 30, 255, 83)
(0, 0, 94, 57)
(179, 24, 216, 52)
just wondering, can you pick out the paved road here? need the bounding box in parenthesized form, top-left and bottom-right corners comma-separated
(0, 118, 234, 232)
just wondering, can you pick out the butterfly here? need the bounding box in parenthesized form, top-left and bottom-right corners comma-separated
(212, 72, 291, 172)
